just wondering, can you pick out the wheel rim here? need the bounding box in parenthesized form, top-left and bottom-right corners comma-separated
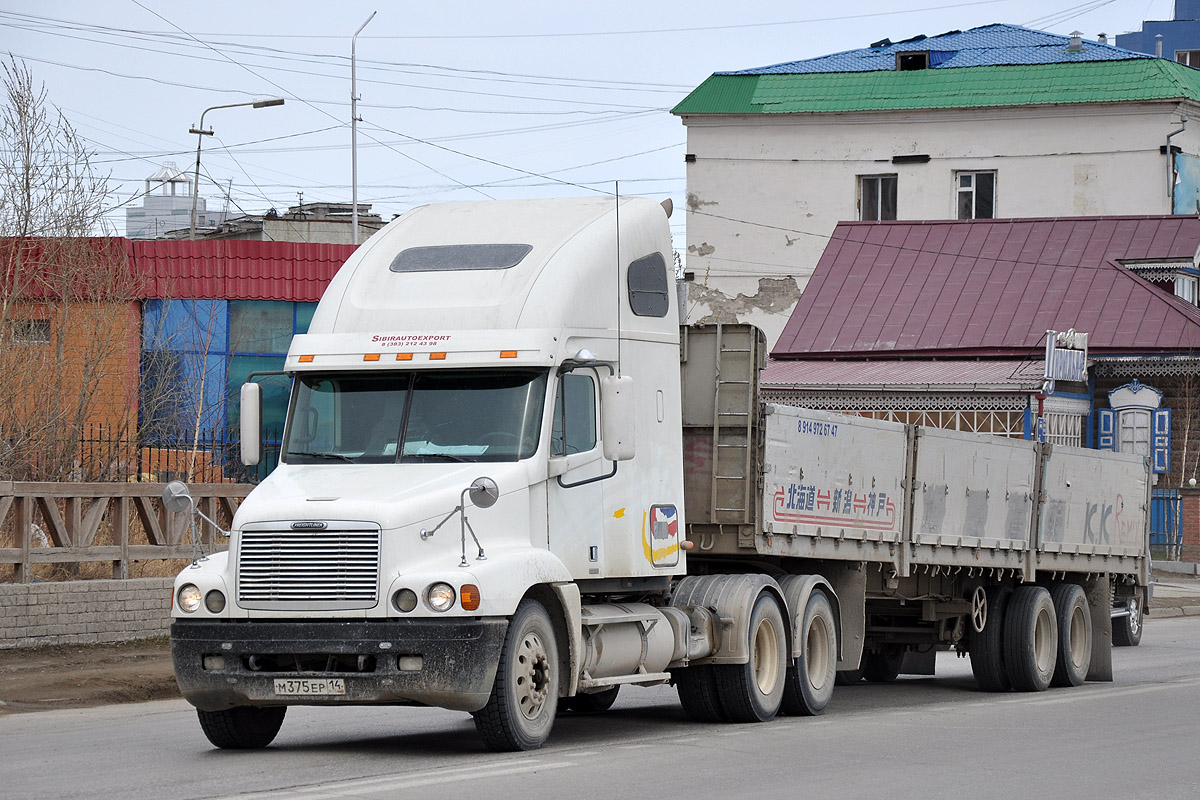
(1128, 597, 1141, 636)
(971, 587, 987, 633)
(1067, 605, 1088, 667)
(805, 615, 831, 692)
(515, 630, 551, 721)
(752, 615, 782, 695)
(1033, 606, 1055, 673)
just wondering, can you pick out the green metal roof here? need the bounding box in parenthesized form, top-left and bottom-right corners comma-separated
(672, 59, 1200, 115)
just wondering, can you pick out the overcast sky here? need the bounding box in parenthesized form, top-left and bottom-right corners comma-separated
(0, 0, 1180, 246)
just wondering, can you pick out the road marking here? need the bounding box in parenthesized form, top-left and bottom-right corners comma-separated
(209, 759, 576, 800)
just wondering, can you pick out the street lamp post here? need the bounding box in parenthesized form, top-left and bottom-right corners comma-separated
(189, 98, 285, 240)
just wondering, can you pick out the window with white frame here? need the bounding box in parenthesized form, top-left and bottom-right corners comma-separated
(1175, 274, 1198, 306)
(1177, 50, 1200, 67)
(859, 174, 897, 221)
(956, 171, 995, 219)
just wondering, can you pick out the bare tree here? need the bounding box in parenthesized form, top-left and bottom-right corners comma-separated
(0, 58, 143, 481)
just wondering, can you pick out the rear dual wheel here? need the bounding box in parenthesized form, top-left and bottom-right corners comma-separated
(781, 591, 837, 716)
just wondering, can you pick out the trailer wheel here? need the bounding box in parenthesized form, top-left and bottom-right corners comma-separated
(1049, 584, 1092, 687)
(673, 665, 726, 722)
(968, 585, 1011, 692)
(1112, 593, 1143, 647)
(196, 706, 286, 749)
(781, 590, 837, 716)
(1003, 586, 1058, 692)
(473, 599, 559, 751)
(563, 686, 620, 713)
(862, 646, 905, 683)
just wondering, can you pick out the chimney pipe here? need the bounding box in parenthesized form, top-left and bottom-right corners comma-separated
(1156, 34, 1164, 57)
(1067, 31, 1083, 52)
(1097, 33, 1107, 45)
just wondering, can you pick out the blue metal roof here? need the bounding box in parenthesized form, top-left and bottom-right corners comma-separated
(722, 23, 1154, 76)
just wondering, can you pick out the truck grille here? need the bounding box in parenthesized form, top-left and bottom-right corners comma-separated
(237, 523, 381, 610)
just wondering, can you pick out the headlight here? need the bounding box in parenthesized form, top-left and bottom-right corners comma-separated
(177, 584, 202, 613)
(392, 588, 418, 613)
(426, 582, 456, 612)
(204, 590, 226, 613)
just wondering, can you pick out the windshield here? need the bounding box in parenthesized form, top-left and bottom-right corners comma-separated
(283, 369, 548, 464)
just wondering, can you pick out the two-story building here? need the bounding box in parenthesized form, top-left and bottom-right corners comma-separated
(673, 24, 1200, 347)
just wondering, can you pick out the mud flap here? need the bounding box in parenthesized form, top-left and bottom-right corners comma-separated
(1084, 575, 1113, 682)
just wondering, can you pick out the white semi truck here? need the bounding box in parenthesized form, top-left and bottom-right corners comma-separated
(169, 197, 1151, 751)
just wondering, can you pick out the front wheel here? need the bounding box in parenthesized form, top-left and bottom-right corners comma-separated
(781, 591, 837, 716)
(197, 706, 287, 749)
(473, 599, 560, 751)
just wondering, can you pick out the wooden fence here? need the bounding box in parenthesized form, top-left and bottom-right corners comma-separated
(0, 481, 251, 583)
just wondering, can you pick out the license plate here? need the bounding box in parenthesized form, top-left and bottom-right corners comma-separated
(273, 678, 346, 696)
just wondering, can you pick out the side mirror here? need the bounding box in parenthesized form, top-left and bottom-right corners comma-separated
(162, 480, 194, 514)
(468, 476, 500, 508)
(240, 383, 262, 466)
(601, 375, 636, 461)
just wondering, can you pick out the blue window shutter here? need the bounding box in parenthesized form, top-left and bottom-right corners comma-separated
(1098, 409, 1116, 451)
(1153, 408, 1171, 474)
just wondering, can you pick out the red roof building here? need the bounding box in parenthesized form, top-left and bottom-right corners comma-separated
(763, 216, 1200, 459)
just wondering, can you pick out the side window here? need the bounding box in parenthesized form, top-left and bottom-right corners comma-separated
(627, 253, 670, 317)
(956, 171, 995, 219)
(551, 373, 597, 456)
(858, 174, 897, 221)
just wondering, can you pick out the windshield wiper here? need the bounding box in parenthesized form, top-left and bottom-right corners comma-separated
(285, 451, 355, 463)
(407, 453, 469, 463)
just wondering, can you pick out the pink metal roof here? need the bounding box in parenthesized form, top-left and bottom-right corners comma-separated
(772, 216, 1200, 359)
(131, 239, 357, 302)
(761, 358, 1046, 390)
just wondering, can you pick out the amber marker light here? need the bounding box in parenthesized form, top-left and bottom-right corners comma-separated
(460, 584, 481, 611)
(395, 353, 413, 361)
(429, 352, 447, 361)
(499, 350, 518, 358)
(363, 353, 381, 362)
(298, 355, 314, 363)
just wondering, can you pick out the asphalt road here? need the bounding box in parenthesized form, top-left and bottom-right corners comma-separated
(3, 618, 1198, 800)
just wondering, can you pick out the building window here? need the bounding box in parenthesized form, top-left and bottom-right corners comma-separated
(859, 175, 897, 221)
(10, 319, 50, 345)
(1175, 274, 1199, 306)
(956, 171, 995, 219)
(1177, 50, 1200, 67)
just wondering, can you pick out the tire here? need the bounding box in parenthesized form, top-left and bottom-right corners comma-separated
(473, 599, 560, 751)
(714, 593, 788, 723)
(1112, 592, 1144, 647)
(564, 686, 620, 713)
(781, 590, 837, 716)
(1004, 585, 1058, 692)
(1049, 584, 1092, 687)
(835, 669, 864, 686)
(861, 646, 904, 683)
(196, 706, 286, 749)
(968, 585, 1011, 692)
(674, 665, 726, 722)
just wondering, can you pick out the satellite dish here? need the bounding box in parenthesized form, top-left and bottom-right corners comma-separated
(468, 477, 499, 509)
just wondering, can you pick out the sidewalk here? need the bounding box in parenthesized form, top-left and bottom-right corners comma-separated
(1150, 566, 1200, 619)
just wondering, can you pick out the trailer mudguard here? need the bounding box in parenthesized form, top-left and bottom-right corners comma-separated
(778, 574, 843, 662)
(670, 573, 787, 664)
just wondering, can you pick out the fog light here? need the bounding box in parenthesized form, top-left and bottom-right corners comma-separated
(392, 588, 418, 613)
(177, 584, 201, 613)
(202, 655, 226, 671)
(205, 590, 226, 613)
(426, 582, 455, 612)
(398, 655, 424, 672)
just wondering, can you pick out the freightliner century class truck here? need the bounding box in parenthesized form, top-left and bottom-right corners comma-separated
(168, 197, 1152, 751)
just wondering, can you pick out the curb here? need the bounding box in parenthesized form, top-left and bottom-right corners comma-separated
(1149, 606, 1200, 619)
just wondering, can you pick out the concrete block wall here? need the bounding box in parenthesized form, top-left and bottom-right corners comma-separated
(0, 578, 174, 649)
